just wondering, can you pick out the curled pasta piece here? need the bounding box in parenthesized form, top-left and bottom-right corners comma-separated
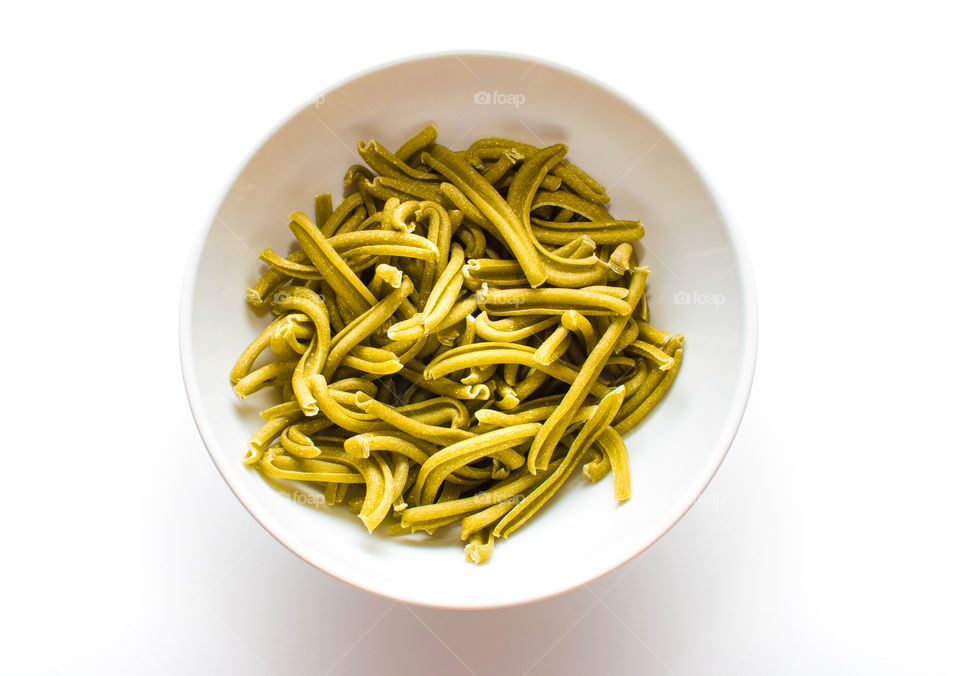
(289, 211, 376, 319)
(309, 375, 379, 434)
(314, 193, 334, 227)
(243, 407, 302, 465)
(397, 361, 492, 401)
(531, 222, 644, 245)
(353, 391, 472, 445)
(386, 245, 466, 341)
(494, 387, 624, 538)
(527, 268, 646, 472)
(415, 201, 452, 305)
(233, 360, 297, 399)
(291, 334, 324, 415)
(476, 283, 632, 317)
(270, 315, 312, 360)
(369, 263, 403, 298)
(279, 421, 333, 458)
(582, 444, 612, 483)
(531, 188, 613, 222)
(532, 325, 572, 365)
(344, 432, 492, 484)
(362, 452, 408, 531)
(614, 338, 684, 433)
(466, 137, 609, 204)
(259, 447, 365, 483)
(422, 342, 610, 397)
(423, 146, 547, 287)
(464, 528, 496, 565)
(636, 320, 673, 347)
(561, 310, 597, 353)
(474, 312, 559, 342)
(258, 248, 323, 280)
(625, 340, 676, 371)
(358, 139, 438, 181)
(322, 276, 414, 379)
(394, 124, 438, 163)
(340, 345, 403, 375)
(318, 192, 365, 237)
(596, 427, 630, 501)
(231, 313, 302, 384)
(411, 423, 541, 506)
(404, 460, 557, 542)
(612, 317, 639, 353)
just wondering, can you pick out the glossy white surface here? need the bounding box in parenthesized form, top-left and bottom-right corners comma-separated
(181, 53, 757, 608)
(3, 2, 959, 673)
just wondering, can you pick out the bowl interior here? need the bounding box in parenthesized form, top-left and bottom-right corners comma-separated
(182, 53, 756, 608)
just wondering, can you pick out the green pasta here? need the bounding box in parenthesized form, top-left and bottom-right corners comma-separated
(230, 126, 684, 562)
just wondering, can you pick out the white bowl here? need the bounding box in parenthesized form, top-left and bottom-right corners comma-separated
(180, 52, 758, 609)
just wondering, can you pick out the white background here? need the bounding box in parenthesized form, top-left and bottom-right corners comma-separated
(2, 1, 958, 674)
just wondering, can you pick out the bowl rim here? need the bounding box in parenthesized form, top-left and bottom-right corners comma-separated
(179, 49, 759, 610)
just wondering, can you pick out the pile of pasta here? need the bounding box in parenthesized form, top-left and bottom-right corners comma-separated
(231, 125, 683, 563)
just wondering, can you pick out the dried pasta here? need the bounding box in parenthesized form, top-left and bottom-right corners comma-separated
(229, 125, 683, 562)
